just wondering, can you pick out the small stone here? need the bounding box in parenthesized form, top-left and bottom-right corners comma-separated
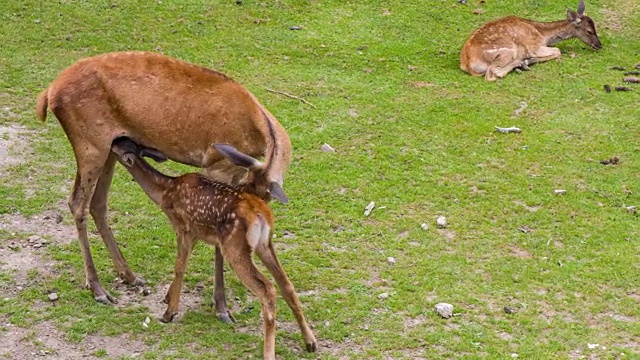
(289, 25, 303, 30)
(626, 206, 637, 214)
(378, 292, 389, 300)
(142, 316, 150, 328)
(504, 306, 516, 314)
(511, 354, 519, 358)
(420, 223, 428, 230)
(324, 320, 330, 327)
(34, 19, 42, 24)
(364, 201, 375, 216)
(587, 343, 599, 349)
(320, 143, 335, 152)
(435, 302, 454, 318)
(141, 288, 151, 296)
(554, 189, 567, 195)
(436, 216, 447, 229)
(48, 293, 59, 302)
(387, 257, 396, 265)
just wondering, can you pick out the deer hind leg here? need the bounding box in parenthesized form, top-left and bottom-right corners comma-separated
(255, 241, 318, 353)
(212, 246, 235, 323)
(90, 152, 146, 287)
(162, 233, 195, 323)
(223, 243, 278, 360)
(68, 145, 116, 304)
(484, 48, 524, 81)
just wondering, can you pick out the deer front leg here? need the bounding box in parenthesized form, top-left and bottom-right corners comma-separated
(161, 233, 194, 323)
(527, 46, 562, 65)
(213, 246, 235, 323)
(256, 241, 318, 353)
(90, 154, 146, 287)
(69, 154, 116, 305)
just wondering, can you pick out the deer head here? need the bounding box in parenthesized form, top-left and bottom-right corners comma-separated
(567, 0, 602, 50)
(213, 144, 288, 204)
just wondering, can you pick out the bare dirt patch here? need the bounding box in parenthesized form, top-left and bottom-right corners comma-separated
(1, 320, 148, 359)
(0, 123, 28, 175)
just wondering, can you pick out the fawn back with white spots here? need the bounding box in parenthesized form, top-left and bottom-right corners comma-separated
(460, 0, 601, 81)
(111, 137, 316, 360)
(35, 51, 291, 304)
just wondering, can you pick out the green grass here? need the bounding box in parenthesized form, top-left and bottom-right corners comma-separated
(1, 0, 639, 359)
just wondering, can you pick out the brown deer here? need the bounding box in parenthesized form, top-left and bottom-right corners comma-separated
(110, 137, 317, 359)
(35, 52, 292, 312)
(460, 0, 602, 81)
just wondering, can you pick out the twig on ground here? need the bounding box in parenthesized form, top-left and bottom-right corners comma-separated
(265, 88, 316, 108)
(495, 126, 522, 134)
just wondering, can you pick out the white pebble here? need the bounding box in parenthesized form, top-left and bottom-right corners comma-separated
(436, 216, 447, 229)
(435, 302, 454, 318)
(387, 257, 396, 265)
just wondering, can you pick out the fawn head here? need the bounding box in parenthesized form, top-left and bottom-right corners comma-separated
(213, 144, 288, 204)
(567, 0, 602, 50)
(111, 137, 168, 165)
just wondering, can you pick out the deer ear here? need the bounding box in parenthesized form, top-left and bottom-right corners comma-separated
(269, 182, 288, 204)
(577, 0, 585, 15)
(567, 9, 581, 24)
(213, 143, 262, 169)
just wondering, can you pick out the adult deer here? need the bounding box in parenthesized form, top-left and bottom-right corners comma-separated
(36, 52, 292, 314)
(110, 137, 316, 359)
(460, 0, 602, 81)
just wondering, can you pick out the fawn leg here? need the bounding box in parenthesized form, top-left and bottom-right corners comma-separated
(162, 233, 195, 323)
(256, 241, 318, 353)
(212, 246, 235, 323)
(224, 244, 278, 360)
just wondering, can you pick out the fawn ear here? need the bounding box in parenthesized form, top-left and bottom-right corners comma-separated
(269, 181, 289, 204)
(139, 147, 168, 163)
(121, 153, 136, 167)
(213, 143, 262, 169)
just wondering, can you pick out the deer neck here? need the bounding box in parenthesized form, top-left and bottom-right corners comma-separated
(532, 20, 576, 46)
(125, 158, 175, 206)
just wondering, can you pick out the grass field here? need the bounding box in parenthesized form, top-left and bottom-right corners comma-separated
(1, 1, 639, 359)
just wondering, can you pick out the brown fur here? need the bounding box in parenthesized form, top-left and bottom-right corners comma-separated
(111, 137, 316, 359)
(35, 51, 292, 305)
(460, 0, 601, 81)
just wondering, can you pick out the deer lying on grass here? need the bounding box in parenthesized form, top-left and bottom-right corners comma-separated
(110, 137, 317, 359)
(460, 0, 602, 81)
(36, 52, 291, 314)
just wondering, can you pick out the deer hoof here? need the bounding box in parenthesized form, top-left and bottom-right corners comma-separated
(160, 311, 177, 323)
(130, 276, 146, 287)
(217, 311, 236, 324)
(306, 341, 318, 353)
(95, 293, 117, 305)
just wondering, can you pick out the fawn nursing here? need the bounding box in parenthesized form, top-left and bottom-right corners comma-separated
(460, 0, 601, 81)
(110, 137, 317, 360)
(36, 52, 291, 308)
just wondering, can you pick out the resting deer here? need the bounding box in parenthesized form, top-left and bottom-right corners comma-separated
(460, 0, 602, 81)
(110, 137, 317, 359)
(36, 52, 292, 312)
